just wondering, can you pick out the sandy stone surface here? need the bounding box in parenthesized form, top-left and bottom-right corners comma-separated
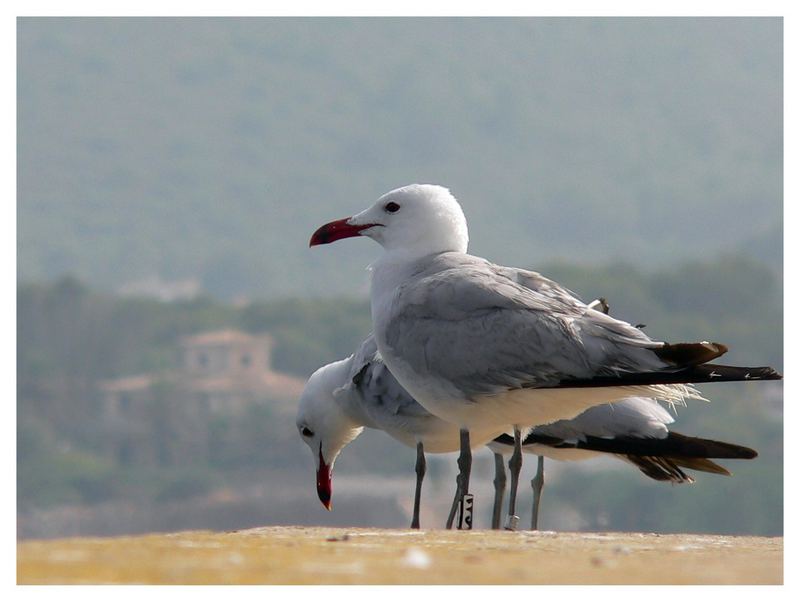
(17, 526, 782, 584)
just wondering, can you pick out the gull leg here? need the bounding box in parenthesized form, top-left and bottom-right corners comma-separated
(411, 441, 426, 529)
(531, 455, 545, 530)
(504, 427, 522, 531)
(445, 479, 460, 529)
(456, 428, 473, 529)
(445, 446, 463, 529)
(491, 452, 507, 530)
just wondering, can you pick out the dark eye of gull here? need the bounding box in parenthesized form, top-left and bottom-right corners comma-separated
(301, 427, 314, 437)
(384, 202, 400, 213)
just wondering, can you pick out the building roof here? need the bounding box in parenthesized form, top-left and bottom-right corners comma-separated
(98, 328, 302, 401)
(180, 329, 272, 347)
(97, 374, 155, 393)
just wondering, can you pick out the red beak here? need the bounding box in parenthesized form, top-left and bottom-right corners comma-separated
(309, 217, 380, 247)
(317, 447, 332, 511)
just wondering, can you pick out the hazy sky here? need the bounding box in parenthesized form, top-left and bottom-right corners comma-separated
(18, 17, 782, 299)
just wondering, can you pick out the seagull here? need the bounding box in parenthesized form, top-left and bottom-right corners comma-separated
(487, 395, 757, 530)
(297, 336, 758, 529)
(310, 183, 781, 528)
(296, 334, 508, 527)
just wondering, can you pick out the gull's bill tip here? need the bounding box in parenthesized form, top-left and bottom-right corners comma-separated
(316, 449, 333, 510)
(309, 218, 378, 247)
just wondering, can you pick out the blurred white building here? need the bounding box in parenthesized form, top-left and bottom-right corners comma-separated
(97, 329, 303, 466)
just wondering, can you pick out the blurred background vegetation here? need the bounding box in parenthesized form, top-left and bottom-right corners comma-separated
(17, 17, 781, 538)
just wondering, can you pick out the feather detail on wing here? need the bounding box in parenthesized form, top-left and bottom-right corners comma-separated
(339, 335, 432, 420)
(383, 253, 780, 399)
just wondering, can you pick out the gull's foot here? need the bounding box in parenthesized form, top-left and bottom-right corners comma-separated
(504, 515, 520, 531)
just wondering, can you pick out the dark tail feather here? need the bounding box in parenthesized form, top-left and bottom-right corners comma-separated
(668, 456, 732, 477)
(554, 363, 782, 388)
(517, 431, 757, 460)
(655, 432, 758, 460)
(625, 455, 736, 483)
(653, 341, 728, 367)
(625, 455, 696, 483)
(505, 431, 756, 483)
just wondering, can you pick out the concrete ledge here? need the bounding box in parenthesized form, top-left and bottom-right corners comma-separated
(17, 526, 783, 584)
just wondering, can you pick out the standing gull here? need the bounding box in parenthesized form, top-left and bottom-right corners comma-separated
(297, 336, 757, 529)
(310, 184, 781, 527)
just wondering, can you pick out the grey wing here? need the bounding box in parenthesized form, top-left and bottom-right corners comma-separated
(384, 253, 665, 397)
(533, 397, 674, 442)
(502, 265, 585, 307)
(348, 335, 433, 420)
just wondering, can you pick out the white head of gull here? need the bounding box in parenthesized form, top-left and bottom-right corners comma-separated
(295, 357, 364, 511)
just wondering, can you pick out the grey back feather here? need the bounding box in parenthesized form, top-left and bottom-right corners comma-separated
(345, 336, 674, 445)
(344, 335, 433, 421)
(383, 253, 665, 397)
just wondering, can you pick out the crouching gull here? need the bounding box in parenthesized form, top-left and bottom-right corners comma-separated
(309, 183, 781, 528)
(297, 335, 757, 529)
(488, 396, 757, 530)
(297, 334, 507, 527)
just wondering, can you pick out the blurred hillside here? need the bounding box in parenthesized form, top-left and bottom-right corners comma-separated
(17, 18, 781, 300)
(17, 255, 782, 538)
(17, 16, 782, 540)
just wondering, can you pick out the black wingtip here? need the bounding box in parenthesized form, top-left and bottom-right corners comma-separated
(554, 362, 782, 388)
(758, 366, 783, 381)
(665, 432, 758, 460)
(701, 364, 783, 381)
(516, 430, 759, 463)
